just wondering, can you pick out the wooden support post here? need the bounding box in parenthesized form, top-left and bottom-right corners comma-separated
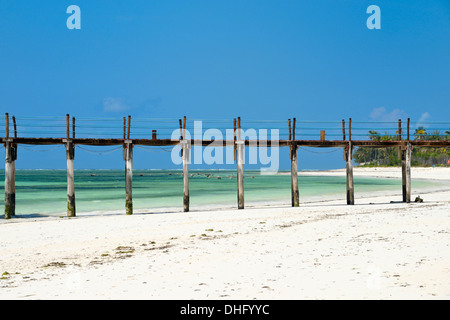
(65, 114, 75, 217)
(4, 113, 15, 219)
(290, 143, 299, 207)
(123, 117, 126, 140)
(72, 117, 76, 139)
(401, 145, 407, 202)
(127, 115, 131, 140)
(125, 115, 133, 215)
(4, 141, 15, 219)
(346, 118, 354, 205)
(407, 118, 410, 141)
(183, 116, 186, 140)
(406, 119, 411, 201)
(66, 114, 70, 139)
(292, 117, 296, 141)
(236, 116, 244, 209)
(346, 141, 355, 205)
(320, 130, 325, 141)
(236, 140, 244, 209)
(66, 141, 76, 217)
(288, 119, 292, 141)
(182, 140, 190, 212)
(233, 118, 237, 161)
(12, 116, 17, 138)
(125, 142, 133, 215)
(11, 115, 17, 217)
(288, 118, 299, 207)
(402, 119, 412, 203)
(402, 142, 412, 203)
(348, 118, 352, 141)
(342, 119, 346, 160)
(398, 119, 402, 160)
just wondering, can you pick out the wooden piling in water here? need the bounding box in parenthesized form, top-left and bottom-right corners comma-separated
(402, 119, 412, 203)
(181, 116, 189, 212)
(346, 142, 355, 205)
(4, 141, 15, 219)
(402, 142, 412, 203)
(401, 146, 407, 202)
(65, 114, 76, 217)
(233, 118, 237, 162)
(346, 118, 354, 205)
(405, 142, 411, 203)
(236, 141, 244, 209)
(4, 113, 16, 219)
(66, 141, 75, 217)
(289, 118, 299, 207)
(290, 144, 299, 207)
(182, 140, 190, 212)
(124, 142, 133, 215)
(407, 118, 410, 141)
(236, 117, 244, 209)
(342, 119, 346, 141)
(124, 115, 133, 215)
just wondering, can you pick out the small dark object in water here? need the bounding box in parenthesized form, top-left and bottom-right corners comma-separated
(415, 196, 423, 203)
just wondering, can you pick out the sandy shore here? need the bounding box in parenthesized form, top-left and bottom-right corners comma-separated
(0, 167, 449, 299)
(299, 166, 450, 181)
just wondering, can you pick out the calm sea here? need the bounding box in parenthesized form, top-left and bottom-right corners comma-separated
(0, 169, 435, 217)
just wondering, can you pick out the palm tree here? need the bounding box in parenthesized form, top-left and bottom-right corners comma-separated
(368, 130, 380, 141)
(414, 126, 426, 140)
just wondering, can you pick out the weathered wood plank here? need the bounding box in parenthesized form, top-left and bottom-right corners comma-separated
(236, 140, 244, 209)
(2, 137, 447, 148)
(182, 140, 190, 212)
(346, 142, 355, 205)
(66, 140, 76, 217)
(291, 145, 299, 207)
(405, 142, 412, 203)
(125, 143, 133, 215)
(4, 141, 15, 219)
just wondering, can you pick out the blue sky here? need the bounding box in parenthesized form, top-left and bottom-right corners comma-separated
(1, 0, 449, 169)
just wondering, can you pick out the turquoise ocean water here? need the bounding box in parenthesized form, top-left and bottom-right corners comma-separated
(0, 169, 436, 217)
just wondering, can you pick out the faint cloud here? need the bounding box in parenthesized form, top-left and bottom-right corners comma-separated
(369, 107, 407, 122)
(102, 98, 130, 113)
(418, 112, 431, 124)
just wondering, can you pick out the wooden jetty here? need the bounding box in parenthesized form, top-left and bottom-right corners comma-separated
(2, 113, 449, 219)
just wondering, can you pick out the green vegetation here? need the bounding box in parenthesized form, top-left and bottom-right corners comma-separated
(354, 129, 450, 166)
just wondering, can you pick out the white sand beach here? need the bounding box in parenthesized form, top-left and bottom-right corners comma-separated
(0, 167, 449, 299)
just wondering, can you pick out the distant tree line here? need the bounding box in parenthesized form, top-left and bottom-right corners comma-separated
(353, 128, 450, 166)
